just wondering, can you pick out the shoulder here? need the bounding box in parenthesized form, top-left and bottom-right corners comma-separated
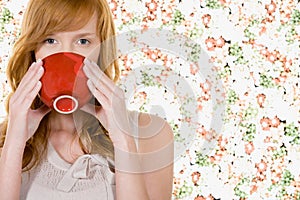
(134, 112, 174, 199)
(135, 111, 174, 155)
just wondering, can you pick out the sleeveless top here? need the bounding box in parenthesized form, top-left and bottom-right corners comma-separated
(20, 111, 140, 200)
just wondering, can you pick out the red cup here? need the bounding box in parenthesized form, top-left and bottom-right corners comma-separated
(40, 52, 92, 114)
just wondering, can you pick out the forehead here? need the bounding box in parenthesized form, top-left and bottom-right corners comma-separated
(48, 13, 99, 36)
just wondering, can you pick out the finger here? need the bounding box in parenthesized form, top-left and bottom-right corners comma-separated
(87, 79, 109, 107)
(88, 60, 125, 99)
(83, 59, 118, 95)
(21, 81, 42, 108)
(32, 104, 51, 120)
(83, 60, 125, 103)
(84, 60, 112, 99)
(80, 104, 106, 126)
(18, 67, 44, 102)
(27, 104, 51, 137)
(15, 61, 44, 100)
(80, 104, 103, 120)
(83, 66, 112, 100)
(17, 60, 43, 90)
(28, 104, 51, 128)
(80, 103, 96, 116)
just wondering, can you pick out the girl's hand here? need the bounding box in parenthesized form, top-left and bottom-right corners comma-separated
(82, 59, 134, 148)
(5, 60, 50, 148)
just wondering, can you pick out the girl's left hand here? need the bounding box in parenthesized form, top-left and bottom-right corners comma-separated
(81, 59, 134, 148)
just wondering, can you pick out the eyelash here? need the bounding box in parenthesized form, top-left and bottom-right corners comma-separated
(77, 39, 90, 45)
(43, 38, 57, 44)
(42, 38, 91, 45)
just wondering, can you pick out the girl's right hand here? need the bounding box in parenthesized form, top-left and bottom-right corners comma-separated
(5, 60, 51, 148)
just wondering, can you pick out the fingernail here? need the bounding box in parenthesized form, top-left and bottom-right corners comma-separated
(82, 64, 88, 72)
(87, 79, 93, 87)
(36, 58, 42, 64)
(38, 66, 44, 73)
(84, 58, 90, 64)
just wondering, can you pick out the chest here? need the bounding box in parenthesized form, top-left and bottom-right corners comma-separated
(20, 151, 115, 199)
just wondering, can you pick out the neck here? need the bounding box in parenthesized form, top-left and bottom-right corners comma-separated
(48, 110, 83, 152)
(49, 111, 77, 134)
(48, 110, 86, 162)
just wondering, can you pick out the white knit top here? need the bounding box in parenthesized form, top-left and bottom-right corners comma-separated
(20, 142, 116, 200)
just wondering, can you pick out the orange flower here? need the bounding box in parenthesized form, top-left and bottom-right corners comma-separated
(219, 0, 231, 5)
(143, 48, 161, 62)
(245, 142, 255, 155)
(137, 91, 147, 101)
(194, 195, 214, 200)
(108, 0, 118, 18)
(194, 196, 206, 200)
(266, 51, 277, 63)
(265, 14, 275, 23)
(256, 160, 267, 173)
(163, 56, 173, 67)
(250, 185, 258, 194)
(161, 5, 173, 25)
(271, 172, 281, 184)
(146, 1, 158, 12)
(283, 61, 292, 72)
(260, 117, 272, 131)
(260, 48, 269, 56)
(256, 172, 267, 181)
(259, 26, 267, 35)
(256, 93, 266, 108)
(162, 9, 172, 24)
(122, 55, 133, 70)
(216, 36, 225, 48)
(197, 125, 207, 136)
(265, 1, 276, 15)
(190, 64, 199, 75)
(270, 116, 280, 128)
(146, 11, 157, 21)
(207, 195, 214, 200)
(211, 153, 223, 163)
(191, 171, 201, 185)
(278, 73, 287, 82)
(202, 14, 211, 28)
(109, 1, 117, 12)
(218, 135, 228, 150)
(121, 11, 132, 23)
(200, 81, 211, 93)
(205, 37, 216, 51)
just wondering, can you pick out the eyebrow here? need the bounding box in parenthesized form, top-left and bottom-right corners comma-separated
(73, 32, 98, 38)
(47, 32, 98, 38)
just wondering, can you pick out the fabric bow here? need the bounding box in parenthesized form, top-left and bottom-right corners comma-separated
(56, 154, 108, 192)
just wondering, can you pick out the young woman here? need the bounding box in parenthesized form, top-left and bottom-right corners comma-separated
(0, 0, 174, 199)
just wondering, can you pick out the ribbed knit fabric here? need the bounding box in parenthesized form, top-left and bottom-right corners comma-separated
(20, 141, 116, 200)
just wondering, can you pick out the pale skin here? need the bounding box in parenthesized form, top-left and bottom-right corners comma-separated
(0, 14, 174, 200)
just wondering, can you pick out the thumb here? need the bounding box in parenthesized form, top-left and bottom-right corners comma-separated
(27, 105, 51, 138)
(80, 103, 97, 117)
(80, 104, 107, 129)
(33, 105, 51, 121)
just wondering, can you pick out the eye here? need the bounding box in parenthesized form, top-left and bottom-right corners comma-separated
(77, 39, 90, 45)
(43, 38, 58, 44)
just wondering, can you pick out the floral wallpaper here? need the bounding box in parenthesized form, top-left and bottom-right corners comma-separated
(1, 0, 300, 199)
